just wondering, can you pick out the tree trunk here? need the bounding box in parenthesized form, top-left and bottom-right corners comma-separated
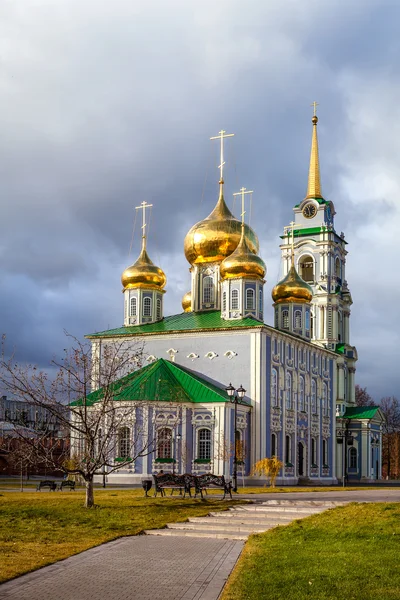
(85, 477, 95, 508)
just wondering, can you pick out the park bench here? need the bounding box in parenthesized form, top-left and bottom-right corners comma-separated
(153, 473, 194, 498)
(36, 480, 57, 492)
(194, 474, 233, 500)
(58, 480, 76, 491)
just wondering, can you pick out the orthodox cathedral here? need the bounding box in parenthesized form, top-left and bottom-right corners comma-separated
(88, 112, 383, 485)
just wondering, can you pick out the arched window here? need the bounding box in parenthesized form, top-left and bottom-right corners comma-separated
(299, 255, 314, 283)
(231, 289, 239, 310)
(156, 298, 162, 320)
(335, 257, 341, 279)
(157, 427, 172, 459)
(271, 368, 278, 407)
(286, 372, 292, 410)
(282, 309, 289, 329)
(143, 297, 152, 317)
(299, 376, 305, 412)
(271, 433, 277, 457)
(311, 379, 317, 414)
(118, 427, 130, 459)
(311, 437, 316, 465)
(246, 288, 255, 310)
(203, 276, 214, 304)
(285, 435, 291, 464)
(294, 310, 302, 329)
(259, 288, 263, 312)
(349, 447, 357, 469)
(130, 297, 137, 317)
(222, 292, 227, 312)
(322, 383, 328, 416)
(197, 428, 211, 460)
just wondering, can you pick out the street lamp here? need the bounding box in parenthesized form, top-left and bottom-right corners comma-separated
(226, 383, 246, 493)
(173, 432, 181, 475)
(337, 421, 356, 487)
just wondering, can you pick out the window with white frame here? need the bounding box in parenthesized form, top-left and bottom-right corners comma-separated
(294, 310, 302, 329)
(271, 368, 278, 407)
(222, 291, 227, 312)
(311, 379, 317, 413)
(259, 288, 263, 312)
(130, 297, 137, 317)
(203, 276, 214, 304)
(282, 309, 289, 329)
(349, 447, 357, 469)
(299, 376, 305, 411)
(231, 289, 239, 310)
(118, 427, 131, 458)
(156, 298, 162, 320)
(335, 257, 341, 279)
(286, 372, 292, 410)
(157, 427, 172, 459)
(322, 439, 328, 466)
(197, 428, 211, 460)
(246, 288, 255, 310)
(299, 254, 314, 283)
(143, 297, 152, 317)
(311, 437, 316, 465)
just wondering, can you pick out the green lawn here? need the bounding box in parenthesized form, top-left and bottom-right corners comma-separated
(0, 489, 241, 583)
(222, 503, 400, 600)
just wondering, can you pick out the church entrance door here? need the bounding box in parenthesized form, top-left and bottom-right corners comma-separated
(298, 442, 304, 476)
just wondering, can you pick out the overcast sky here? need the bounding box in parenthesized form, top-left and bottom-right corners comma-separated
(0, 0, 399, 401)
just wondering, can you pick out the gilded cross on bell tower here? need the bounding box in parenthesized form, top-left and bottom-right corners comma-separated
(210, 130, 235, 183)
(135, 200, 153, 249)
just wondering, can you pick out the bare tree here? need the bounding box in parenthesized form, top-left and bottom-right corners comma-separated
(0, 334, 157, 507)
(355, 385, 375, 407)
(381, 396, 400, 479)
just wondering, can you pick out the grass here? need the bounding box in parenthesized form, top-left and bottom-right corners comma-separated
(0, 489, 241, 583)
(222, 503, 400, 600)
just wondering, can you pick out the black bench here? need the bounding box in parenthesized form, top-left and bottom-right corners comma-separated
(194, 474, 232, 500)
(58, 480, 76, 491)
(153, 473, 193, 498)
(36, 480, 57, 492)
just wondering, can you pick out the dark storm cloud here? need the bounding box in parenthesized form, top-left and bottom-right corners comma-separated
(0, 0, 399, 399)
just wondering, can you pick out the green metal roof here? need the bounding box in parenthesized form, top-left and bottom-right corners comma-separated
(87, 310, 263, 338)
(342, 406, 380, 420)
(73, 358, 251, 407)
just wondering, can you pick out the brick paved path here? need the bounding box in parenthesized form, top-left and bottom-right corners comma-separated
(0, 536, 244, 600)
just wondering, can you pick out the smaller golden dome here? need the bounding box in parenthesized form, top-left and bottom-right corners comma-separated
(271, 264, 313, 304)
(182, 291, 192, 312)
(121, 240, 166, 291)
(220, 225, 266, 280)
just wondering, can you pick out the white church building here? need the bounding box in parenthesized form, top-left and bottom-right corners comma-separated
(87, 113, 383, 485)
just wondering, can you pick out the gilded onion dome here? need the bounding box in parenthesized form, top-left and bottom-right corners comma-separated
(220, 224, 266, 280)
(184, 181, 259, 265)
(181, 290, 192, 312)
(271, 264, 313, 304)
(121, 239, 166, 291)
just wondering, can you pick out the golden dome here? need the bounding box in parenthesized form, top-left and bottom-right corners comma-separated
(121, 240, 166, 291)
(271, 264, 313, 304)
(184, 181, 259, 265)
(220, 225, 266, 280)
(182, 290, 192, 312)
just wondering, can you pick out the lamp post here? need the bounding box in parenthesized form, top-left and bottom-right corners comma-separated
(226, 383, 246, 493)
(173, 432, 181, 475)
(337, 421, 356, 487)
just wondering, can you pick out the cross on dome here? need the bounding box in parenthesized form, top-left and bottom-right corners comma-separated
(135, 201, 153, 245)
(233, 187, 253, 225)
(210, 129, 234, 182)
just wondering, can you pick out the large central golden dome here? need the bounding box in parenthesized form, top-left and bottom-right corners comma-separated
(121, 241, 166, 291)
(271, 264, 312, 304)
(220, 225, 266, 280)
(184, 181, 259, 265)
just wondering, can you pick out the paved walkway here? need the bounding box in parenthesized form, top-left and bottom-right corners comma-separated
(1, 490, 399, 600)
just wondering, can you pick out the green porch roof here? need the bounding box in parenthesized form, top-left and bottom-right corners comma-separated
(87, 310, 263, 338)
(342, 406, 381, 420)
(73, 358, 251, 407)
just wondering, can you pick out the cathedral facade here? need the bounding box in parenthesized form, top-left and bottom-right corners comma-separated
(88, 116, 383, 485)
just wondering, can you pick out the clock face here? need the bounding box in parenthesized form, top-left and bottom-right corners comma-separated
(302, 203, 317, 219)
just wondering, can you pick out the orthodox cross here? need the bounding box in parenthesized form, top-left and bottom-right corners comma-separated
(311, 101, 319, 116)
(283, 221, 301, 263)
(210, 129, 234, 182)
(233, 187, 254, 225)
(135, 201, 153, 240)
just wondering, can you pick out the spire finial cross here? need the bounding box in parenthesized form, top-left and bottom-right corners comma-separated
(233, 186, 254, 225)
(135, 201, 153, 240)
(210, 129, 235, 182)
(311, 101, 319, 117)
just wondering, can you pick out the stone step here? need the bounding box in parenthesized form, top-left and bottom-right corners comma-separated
(233, 505, 325, 514)
(261, 499, 343, 507)
(144, 528, 248, 540)
(211, 510, 309, 520)
(166, 521, 276, 533)
(190, 516, 297, 526)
